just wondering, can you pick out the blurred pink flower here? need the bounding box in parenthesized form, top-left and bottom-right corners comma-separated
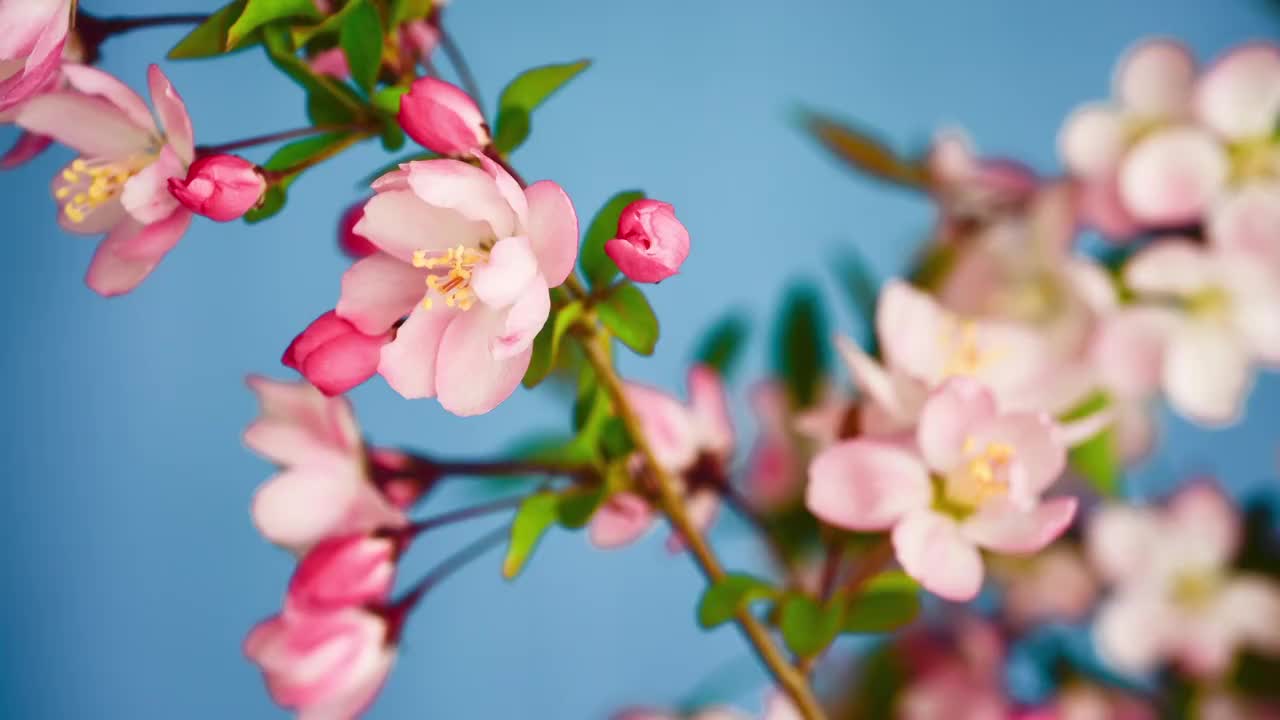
(338, 155, 577, 415)
(398, 76, 489, 156)
(744, 381, 813, 511)
(926, 129, 1038, 237)
(993, 545, 1098, 627)
(282, 310, 392, 397)
(286, 534, 398, 615)
(900, 620, 1009, 720)
(1088, 483, 1280, 677)
(0, 0, 70, 112)
(605, 199, 691, 283)
(807, 377, 1076, 601)
(309, 46, 350, 79)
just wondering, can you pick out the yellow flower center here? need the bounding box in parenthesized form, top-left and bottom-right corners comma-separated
(56, 156, 152, 224)
(936, 438, 1017, 517)
(1170, 569, 1220, 611)
(1186, 285, 1231, 320)
(1228, 135, 1280, 184)
(411, 244, 490, 311)
(942, 321, 1004, 377)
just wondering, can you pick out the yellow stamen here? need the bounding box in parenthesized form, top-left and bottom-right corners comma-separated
(411, 244, 489, 311)
(942, 321, 1005, 377)
(960, 437, 1016, 503)
(58, 155, 151, 225)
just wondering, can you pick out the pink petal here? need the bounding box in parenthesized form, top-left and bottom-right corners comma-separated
(252, 467, 363, 552)
(376, 302, 456, 400)
(353, 189, 488, 263)
(1195, 43, 1280, 141)
(16, 91, 150, 157)
(1092, 307, 1175, 396)
(242, 376, 360, 465)
(61, 64, 154, 131)
(1123, 239, 1213, 296)
(1058, 104, 1126, 178)
(626, 382, 699, 471)
(1168, 483, 1240, 567)
(309, 47, 350, 79)
(404, 158, 517, 239)
(147, 64, 194, 164)
(877, 280, 950, 384)
(336, 253, 424, 335)
(588, 492, 655, 548)
(491, 274, 550, 359)
(1077, 175, 1142, 239)
(434, 306, 530, 416)
(474, 151, 527, 223)
(1094, 591, 1175, 674)
(805, 439, 931, 531)
(969, 411, 1066, 502)
(1214, 576, 1280, 653)
(1228, 255, 1280, 363)
(687, 365, 733, 457)
(1086, 505, 1163, 582)
(892, 509, 985, 601)
(917, 377, 999, 473)
(523, 180, 579, 287)
(1163, 321, 1251, 425)
(962, 496, 1077, 554)
(1210, 182, 1280, 267)
(469, 235, 538, 309)
(1119, 127, 1227, 225)
(85, 209, 192, 297)
(1113, 38, 1196, 118)
(120, 145, 183, 225)
(0, 130, 51, 168)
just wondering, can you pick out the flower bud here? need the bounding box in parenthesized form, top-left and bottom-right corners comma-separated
(397, 76, 489, 155)
(282, 310, 391, 396)
(167, 154, 266, 222)
(287, 534, 397, 614)
(604, 199, 690, 283)
(338, 202, 378, 259)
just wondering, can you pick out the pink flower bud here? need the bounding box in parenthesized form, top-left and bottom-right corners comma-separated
(397, 76, 489, 155)
(604, 199, 691, 283)
(338, 202, 378, 259)
(287, 534, 397, 614)
(282, 311, 392, 396)
(167, 154, 266, 222)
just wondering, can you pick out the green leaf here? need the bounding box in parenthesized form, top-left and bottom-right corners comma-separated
(557, 486, 605, 529)
(598, 417, 634, 461)
(493, 59, 591, 153)
(390, 0, 433, 26)
(771, 283, 830, 408)
(841, 571, 921, 633)
(697, 574, 777, 628)
(798, 109, 927, 189)
(372, 85, 409, 115)
(340, 0, 383, 94)
(598, 283, 659, 356)
(579, 190, 644, 289)
(694, 312, 749, 377)
(503, 492, 561, 579)
(523, 301, 584, 389)
(779, 594, 844, 658)
(262, 25, 365, 125)
(168, 1, 249, 59)
(228, 0, 321, 49)
(830, 247, 880, 354)
(1061, 391, 1121, 497)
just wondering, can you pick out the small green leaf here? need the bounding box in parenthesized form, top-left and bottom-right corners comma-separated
(798, 109, 927, 189)
(779, 594, 844, 658)
(307, 89, 359, 125)
(598, 417, 634, 461)
(493, 59, 591, 153)
(503, 492, 561, 579)
(598, 283, 659, 356)
(168, 1, 249, 59)
(557, 486, 605, 529)
(524, 301, 584, 388)
(841, 571, 921, 633)
(772, 283, 830, 408)
(390, 0, 432, 26)
(580, 190, 644, 289)
(694, 312, 749, 377)
(697, 574, 777, 628)
(372, 85, 409, 115)
(1061, 391, 1121, 497)
(245, 183, 289, 223)
(262, 25, 366, 123)
(340, 0, 383, 94)
(228, 0, 321, 49)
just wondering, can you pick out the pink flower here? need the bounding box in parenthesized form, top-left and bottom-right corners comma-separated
(245, 607, 395, 720)
(243, 376, 406, 553)
(604, 199, 691, 283)
(806, 377, 1076, 601)
(398, 20, 441, 69)
(0, 0, 70, 112)
(337, 155, 578, 416)
(744, 382, 808, 511)
(282, 310, 392, 397)
(992, 546, 1097, 627)
(589, 366, 733, 550)
(1120, 239, 1280, 425)
(287, 534, 398, 615)
(167, 153, 265, 222)
(338, 202, 378, 259)
(926, 129, 1038, 236)
(397, 76, 489, 156)
(900, 620, 1010, 720)
(15, 64, 194, 295)
(1088, 483, 1280, 676)
(309, 47, 350, 79)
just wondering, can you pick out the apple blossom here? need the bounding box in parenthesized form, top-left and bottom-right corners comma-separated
(167, 153, 265, 222)
(15, 64, 194, 295)
(282, 310, 392, 396)
(337, 154, 577, 416)
(287, 533, 398, 615)
(806, 377, 1076, 601)
(397, 76, 489, 156)
(0, 0, 71, 112)
(605, 199, 691, 283)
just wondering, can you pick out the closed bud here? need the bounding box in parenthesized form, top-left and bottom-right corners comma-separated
(167, 154, 266, 222)
(282, 310, 391, 396)
(287, 534, 398, 614)
(397, 76, 489, 155)
(604, 199, 691, 283)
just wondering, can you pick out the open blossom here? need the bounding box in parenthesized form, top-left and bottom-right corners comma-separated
(282, 310, 393, 397)
(1119, 239, 1280, 425)
(397, 76, 489, 156)
(337, 155, 577, 416)
(604, 199, 691, 283)
(1088, 483, 1280, 676)
(167, 153, 265, 221)
(0, 0, 70, 112)
(243, 376, 406, 553)
(245, 607, 395, 720)
(15, 64, 194, 295)
(807, 377, 1075, 601)
(589, 366, 733, 550)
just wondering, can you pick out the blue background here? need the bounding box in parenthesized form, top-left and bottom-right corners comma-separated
(2, 1, 1278, 718)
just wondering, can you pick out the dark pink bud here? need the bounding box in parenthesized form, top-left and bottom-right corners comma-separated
(287, 534, 398, 614)
(397, 76, 489, 156)
(338, 202, 378, 259)
(604, 199, 691, 283)
(282, 311, 391, 396)
(167, 154, 266, 222)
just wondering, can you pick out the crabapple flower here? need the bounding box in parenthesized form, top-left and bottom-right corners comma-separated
(744, 382, 808, 511)
(0, 0, 70, 112)
(1088, 483, 1280, 676)
(282, 310, 392, 397)
(604, 199, 691, 283)
(991, 546, 1097, 627)
(900, 621, 1009, 720)
(337, 155, 578, 416)
(287, 533, 398, 614)
(589, 366, 733, 550)
(397, 76, 489, 156)
(806, 377, 1076, 601)
(244, 607, 395, 720)
(925, 129, 1038, 237)
(16, 64, 195, 295)
(243, 376, 406, 553)
(1121, 239, 1280, 425)
(167, 153, 265, 222)
(338, 202, 378, 259)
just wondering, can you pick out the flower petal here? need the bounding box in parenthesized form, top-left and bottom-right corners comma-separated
(588, 493, 654, 548)
(377, 302, 456, 399)
(626, 382, 698, 471)
(353, 189, 489, 263)
(876, 280, 950, 384)
(16, 91, 151, 157)
(474, 151, 527, 223)
(836, 334, 920, 424)
(1113, 38, 1196, 118)
(120, 145, 183, 225)
(1092, 307, 1175, 396)
(688, 365, 733, 457)
(917, 377, 999, 473)
(0, 130, 52, 169)
(85, 209, 192, 297)
(1195, 43, 1280, 141)
(1093, 591, 1175, 674)
(1163, 320, 1251, 425)
(336, 253, 424, 335)
(147, 64, 194, 164)
(1086, 504, 1162, 582)
(970, 411, 1066, 502)
(1168, 483, 1240, 568)
(1123, 239, 1213, 297)
(491, 273, 550, 359)
(892, 509, 984, 601)
(61, 64, 154, 131)
(523, 180, 579, 287)
(805, 439, 931, 531)
(469, 235, 538, 309)
(1119, 127, 1227, 225)
(404, 158, 517, 239)
(434, 305, 530, 416)
(962, 496, 1077, 553)
(1210, 182, 1280, 267)
(252, 467, 361, 552)
(1058, 104, 1126, 178)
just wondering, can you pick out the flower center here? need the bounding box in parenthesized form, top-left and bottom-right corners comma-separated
(56, 155, 151, 224)
(1169, 569, 1220, 611)
(1228, 136, 1280, 184)
(1185, 285, 1231, 320)
(942, 321, 1004, 377)
(935, 438, 1017, 518)
(411, 244, 490, 311)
